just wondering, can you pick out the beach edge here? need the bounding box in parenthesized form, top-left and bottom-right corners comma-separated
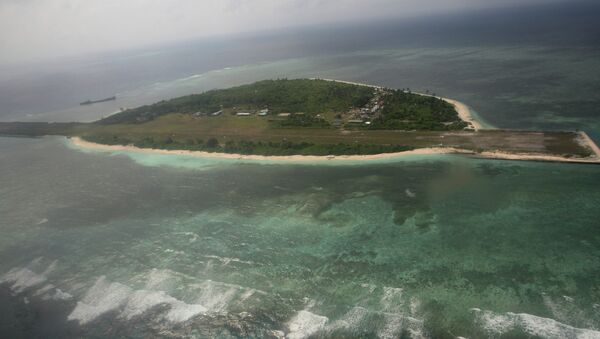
(70, 136, 600, 165)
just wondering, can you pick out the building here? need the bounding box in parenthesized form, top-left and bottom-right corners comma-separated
(258, 109, 269, 116)
(211, 110, 222, 116)
(236, 112, 252, 116)
(278, 113, 291, 117)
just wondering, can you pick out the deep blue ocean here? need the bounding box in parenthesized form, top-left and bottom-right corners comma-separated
(1, 2, 600, 338)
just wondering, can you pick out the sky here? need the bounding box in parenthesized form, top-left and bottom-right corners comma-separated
(0, 0, 567, 65)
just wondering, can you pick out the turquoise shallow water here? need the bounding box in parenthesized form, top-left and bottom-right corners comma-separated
(2, 21, 600, 337)
(1, 136, 599, 338)
(1, 4, 600, 335)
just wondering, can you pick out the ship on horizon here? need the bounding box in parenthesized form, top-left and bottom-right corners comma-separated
(80, 96, 116, 106)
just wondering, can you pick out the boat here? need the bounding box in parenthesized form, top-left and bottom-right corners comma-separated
(80, 96, 116, 106)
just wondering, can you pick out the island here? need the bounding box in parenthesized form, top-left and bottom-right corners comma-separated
(1, 78, 599, 163)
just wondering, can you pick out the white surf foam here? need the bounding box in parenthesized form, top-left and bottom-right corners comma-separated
(380, 286, 404, 312)
(203, 254, 256, 266)
(121, 289, 206, 322)
(34, 284, 55, 296)
(327, 306, 369, 332)
(195, 280, 244, 312)
(303, 283, 426, 339)
(0, 259, 59, 294)
(120, 289, 168, 319)
(237, 288, 257, 305)
(4, 262, 266, 328)
(164, 248, 185, 255)
(164, 299, 207, 323)
(360, 283, 377, 294)
(541, 294, 597, 329)
(33, 283, 73, 301)
(473, 309, 600, 339)
(50, 288, 73, 301)
(1, 267, 47, 293)
(378, 313, 404, 339)
(286, 310, 329, 339)
(68, 276, 133, 324)
(69, 275, 208, 325)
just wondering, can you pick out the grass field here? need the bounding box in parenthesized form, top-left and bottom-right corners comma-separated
(0, 113, 594, 158)
(75, 114, 594, 157)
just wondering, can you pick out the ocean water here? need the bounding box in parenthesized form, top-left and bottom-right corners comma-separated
(1, 1, 599, 139)
(2, 2, 600, 338)
(1, 136, 600, 338)
(4, 46, 600, 141)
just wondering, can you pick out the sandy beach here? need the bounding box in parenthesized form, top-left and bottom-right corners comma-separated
(70, 137, 468, 162)
(71, 137, 600, 164)
(476, 151, 600, 164)
(69, 79, 600, 165)
(440, 97, 483, 130)
(313, 78, 484, 130)
(579, 131, 600, 158)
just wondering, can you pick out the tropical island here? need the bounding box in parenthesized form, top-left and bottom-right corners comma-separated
(1, 78, 599, 163)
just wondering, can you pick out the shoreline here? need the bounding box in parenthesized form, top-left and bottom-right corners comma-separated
(66, 78, 600, 165)
(439, 97, 483, 130)
(578, 131, 600, 158)
(70, 137, 600, 165)
(70, 137, 469, 162)
(312, 78, 485, 130)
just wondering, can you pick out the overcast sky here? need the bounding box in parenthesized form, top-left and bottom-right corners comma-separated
(0, 0, 565, 64)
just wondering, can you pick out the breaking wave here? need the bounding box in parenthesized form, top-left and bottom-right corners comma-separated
(472, 308, 600, 339)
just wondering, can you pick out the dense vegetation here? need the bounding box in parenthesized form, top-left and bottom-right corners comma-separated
(0, 122, 592, 158)
(99, 79, 468, 132)
(273, 114, 331, 128)
(100, 79, 374, 124)
(83, 134, 413, 156)
(370, 89, 468, 131)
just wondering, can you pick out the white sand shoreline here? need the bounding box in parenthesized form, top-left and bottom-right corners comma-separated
(312, 78, 484, 130)
(70, 137, 600, 165)
(70, 137, 468, 162)
(440, 97, 483, 130)
(68, 79, 600, 165)
(578, 131, 600, 158)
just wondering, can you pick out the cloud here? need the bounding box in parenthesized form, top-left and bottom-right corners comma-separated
(0, 0, 568, 64)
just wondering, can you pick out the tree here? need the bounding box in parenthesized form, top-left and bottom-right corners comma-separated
(206, 137, 219, 148)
